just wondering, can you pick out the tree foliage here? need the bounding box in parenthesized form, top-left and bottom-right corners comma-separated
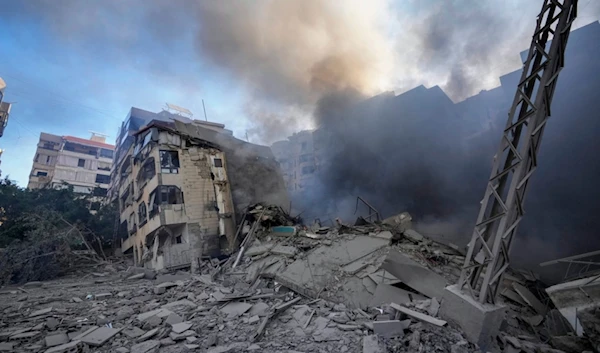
(0, 177, 119, 284)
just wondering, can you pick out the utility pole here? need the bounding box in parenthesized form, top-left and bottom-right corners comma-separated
(440, 0, 578, 349)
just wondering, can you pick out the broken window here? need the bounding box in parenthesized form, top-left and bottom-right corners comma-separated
(97, 162, 111, 171)
(160, 185, 184, 205)
(78, 159, 85, 168)
(138, 202, 147, 226)
(149, 189, 158, 218)
(36, 171, 48, 177)
(93, 187, 108, 197)
(95, 174, 111, 184)
(137, 158, 156, 186)
(213, 158, 223, 168)
(100, 148, 114, 159)
(173, 235, 182, 244)
(160, 150, 180, 174)
(128, 212, 136, 233)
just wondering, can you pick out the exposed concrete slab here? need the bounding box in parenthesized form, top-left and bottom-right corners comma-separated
(440, 285, 505, 351)
(500, 287, 528, 306)
(362, 277, 377, 295)
(171, 322, 192, 334)
(30, 307, 52, 317)
(71, 326, 99, 341)
(44, 333, 69, 347)
(249, 302, 270, 317)
(403, 229, 424, 242)
(372, 320, 410, 337)
(137, 328, 159, 342)
(373, 231, 393, 240)
(130, 340, 160, 353)
(370, 283, 426, 307)
(0, 342, 14, 351)
(367, 270, 401, 285)
(381, 250, 447, 299)
(391, 303, 446, 326)
(79, 327, 121, 346)
(343, 252, 379, 275)
(165, 313, 183, 326)
(382, 212, 412, 233)
(546, 275, 600, 336)
(123, 327, 145, 339)
(512, 283, 546, 315)
(275, 235, 389, 303)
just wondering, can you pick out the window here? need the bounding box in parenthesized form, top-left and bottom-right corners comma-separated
(46, 155, 51, 164)
(301, 142, 308, 151)
(97, 162, 111, 171)
(213, 158, 223, 168)
(95, 174, 111, 184)
(36, 171, 48, 177)
(100, 149, 114, 159)
(41, 142, 55, 150)
(173, 235, 182, 244)
(137, 158, 156, 185)
(160, 150, 180, 174)
(78, 159, 85, 167)
(138, 202, 147, 226)
(159, 185, 184, 205)
(302, 166, 315, 175)
(35, 154, 39, 163)
(93, 187, 108, 197)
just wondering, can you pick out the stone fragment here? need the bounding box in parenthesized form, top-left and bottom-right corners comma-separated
(390, 303, 447, 326)
(165, 313, 183, 326)
(95, 292, 112, 300)
(403, 229, 424, 242)
(46, 318, 59, 330)
(127, 273, 145, 280)
(185, 344, 200, 349)
(248, 302, 269, 317)
(142, 315, 162, 329)
(372, 320, 410, 338)
(71, 326, 99, 341)
(45, 333, 69, 347)
(154, 287, 166, 295)
(248, 315, 260, 324)
(116, 306, 135, 320)
(115, 348, 129, 353)
(186, 336, 198, 343)
(169, 330, 195, 341)
(44, 340, 81, 353)
(162, 299, 197, 311)
(428, 298, 441, 317)
(171, 322, 192, 334)
(247, 344, 260, 350)
(206, 333, 218, 346)
(363, 335, 383, 353)
(72, 297, 82, 303)
(0, 342, 14, 352)
(24, 281, 43, 287)
(137, 328, 159, 342)
(220, 302, 252, 318)
(160, 338, 175, 346)
(30, 307, 52, 317)
(79, 327, 121, 346)
(122, 327, 145, 339)
(130, 340, 160, 353)
(10, 331, 41, 340)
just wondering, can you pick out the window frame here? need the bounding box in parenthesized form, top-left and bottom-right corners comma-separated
(159, 150, 180, 174)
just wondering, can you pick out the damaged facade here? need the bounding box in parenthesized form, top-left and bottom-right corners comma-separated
(111, 107, 288, 271)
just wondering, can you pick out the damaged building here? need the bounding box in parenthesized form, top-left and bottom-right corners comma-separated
(111, 107, 288, 271)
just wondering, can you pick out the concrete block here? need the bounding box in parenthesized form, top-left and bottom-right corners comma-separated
(130, 340, 160, 353)
(0, 342, 14, 351)
(171, 322, 192, 334)
(165, 313, 184, 326)
(94, 292, 112, 300)
(403, 229, 424, 242)
(372, 320, 409, 338)
(137, 328, 159, 342)
(44, 340, 81, 353)
(169, 330, 195, 341)
(381, 250, 447, 299)
(45, 333, 69, 347)
(123, 327, 145, 339)
(154, 287, 166, 295)
(220, 302, 252, 318)
(30, 307, 52, 317)
(271, 245, 298, 257)
(440, 285, 506, 351)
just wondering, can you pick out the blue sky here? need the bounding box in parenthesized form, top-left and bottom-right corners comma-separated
(1, 0, 598, 187)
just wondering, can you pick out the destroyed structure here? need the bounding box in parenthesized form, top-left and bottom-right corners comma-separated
(27, 133, 114, 199)
(1, 209, 597, 353)
(270, 130, 317, 194)
(110, 107, 289, 271)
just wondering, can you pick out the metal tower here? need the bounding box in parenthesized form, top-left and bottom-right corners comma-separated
(458, 0, 578, 304)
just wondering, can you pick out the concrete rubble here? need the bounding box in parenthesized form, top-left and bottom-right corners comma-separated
(0, 206, 594, 353)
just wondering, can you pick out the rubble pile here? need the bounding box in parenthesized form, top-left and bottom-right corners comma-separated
(0, 206, 596, 353)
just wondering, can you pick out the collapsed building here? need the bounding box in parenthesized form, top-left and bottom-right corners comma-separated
(110, 107, 288, 271)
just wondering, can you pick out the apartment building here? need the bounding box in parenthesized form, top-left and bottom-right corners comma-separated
(112, 107, 288, 271)
(27, 133, 115, 197)
(271, 130, 317, 193)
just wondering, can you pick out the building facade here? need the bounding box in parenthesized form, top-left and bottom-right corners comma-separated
(0, 77, 12, 177)
(112, 107, 289, 271)
(27, 133, 115, 198)
(271, 130, 317, 194)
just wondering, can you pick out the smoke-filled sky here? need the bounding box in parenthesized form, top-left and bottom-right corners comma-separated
(1, 0, 599, 186)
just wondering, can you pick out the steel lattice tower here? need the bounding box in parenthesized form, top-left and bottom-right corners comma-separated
(458, 0, 578, 304)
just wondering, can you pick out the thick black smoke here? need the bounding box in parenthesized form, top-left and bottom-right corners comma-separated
(297, 22, 600, 283)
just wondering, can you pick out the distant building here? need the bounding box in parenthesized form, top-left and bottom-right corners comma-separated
(271, 130, 317, 193)
(0, 77, 12, 177)
(111, 107, 288, 271)
(27, 133, 115, 198)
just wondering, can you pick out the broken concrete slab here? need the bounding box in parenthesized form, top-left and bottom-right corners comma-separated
(95, 292, 112, 300)
(501, 287, 528, 306)
(171, 322, 192, 334)
(403, 229, 424, 242)
(10, 331, 41, 340)
(165, 313, 184, 326)
(381, 250, 447, 299)
(45, 333, 69, 347)
(367, 270, 401, 285)
(79, 327, 121, 346)
(363, 335, 384, 353)
(343, 253, 378, 275)
(382, 212, 412, 233)
(169, 330, 196, 341)
(512, 283, 546, 315)
(156, 281, 178, 289)
(245, 244, 274, 257)
(372, 320, 410, 337)
(30, 307, 52, 317)
(127, 273, 145, 280)
(391, 303, 447, 326)
(271, 245, 298, 257)
(46, 318, 59, 330)
(0, 342, 14, 352)
(137, 308, 171, 322)
(44, 340, 81, 353)
(71, 326, 99, 341)
(130, 340, 160, 353)
(370, 283, 426, 307)
(275, 235, 390, 302)
(249, 302, 270, 317)
(248, 315, 260, 324)
(362, 277, 377, 294)
(220, 302, 252, 318)
(155, 273, 191, 284)
(428, 298, 440, 317)
(123, 327, 146, 339)
(373, 231, 393, 240)
(137, 328, 159, 342)
(161, 299, 197, 311)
